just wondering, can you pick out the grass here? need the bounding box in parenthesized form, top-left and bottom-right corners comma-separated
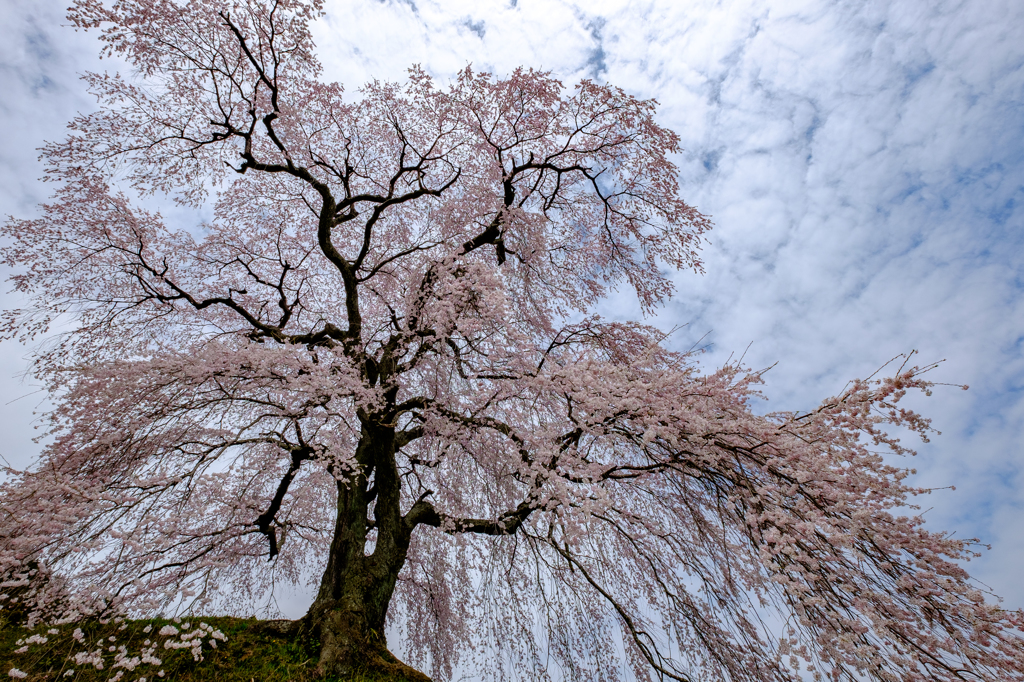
(0, 616, 415, 681)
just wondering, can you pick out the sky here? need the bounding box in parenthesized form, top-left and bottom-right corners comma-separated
(0, 0, 1022, 621)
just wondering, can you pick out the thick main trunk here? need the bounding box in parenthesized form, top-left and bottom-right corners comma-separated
(299, 423, 429, 681)
(302, 573, 430, 681)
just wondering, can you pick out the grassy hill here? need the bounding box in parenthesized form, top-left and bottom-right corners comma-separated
(0, 615, 418, 681)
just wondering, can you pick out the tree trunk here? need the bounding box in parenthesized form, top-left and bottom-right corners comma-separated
(297, 423, 430, 681)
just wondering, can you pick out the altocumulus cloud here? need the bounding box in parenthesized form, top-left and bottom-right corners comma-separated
(1, 0, 1022, 616)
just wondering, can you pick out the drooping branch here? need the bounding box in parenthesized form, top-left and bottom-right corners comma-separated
(253, 438, 314, 559)
(547, 540, 694, 682)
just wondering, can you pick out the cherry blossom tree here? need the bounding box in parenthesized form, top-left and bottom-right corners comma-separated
(2, 0, 1023, 680)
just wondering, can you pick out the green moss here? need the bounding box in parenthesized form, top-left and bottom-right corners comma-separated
(0, 617, 417, 681)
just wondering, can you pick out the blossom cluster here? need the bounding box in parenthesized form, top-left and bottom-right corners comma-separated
(155, 621, 226, 662)
(7, 619, 227, 679)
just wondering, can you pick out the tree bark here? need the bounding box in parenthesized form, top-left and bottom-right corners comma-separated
(296, 423, 430, 681)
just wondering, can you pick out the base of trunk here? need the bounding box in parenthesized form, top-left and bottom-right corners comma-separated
(259, 611, 431, 682)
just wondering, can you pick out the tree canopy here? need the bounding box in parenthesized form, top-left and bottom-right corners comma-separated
(2, 1, 1023, 680)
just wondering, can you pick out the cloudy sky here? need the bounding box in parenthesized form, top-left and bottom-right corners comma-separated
(1, 0, 1022, 618)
